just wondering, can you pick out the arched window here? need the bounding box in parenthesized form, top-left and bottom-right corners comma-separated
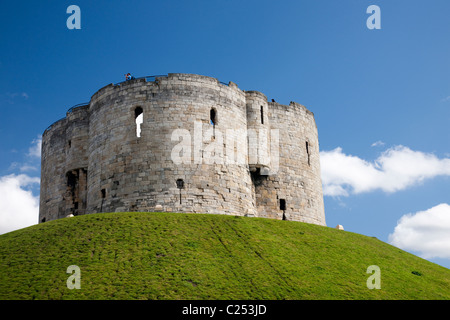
(135, 107, 143, 138)
(260, 106, 264, 124)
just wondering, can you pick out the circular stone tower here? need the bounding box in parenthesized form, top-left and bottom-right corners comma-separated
(39, 73, 326, 226)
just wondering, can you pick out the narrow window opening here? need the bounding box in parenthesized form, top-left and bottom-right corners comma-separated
(176, 179, 184, 204)
(306, 141, 310, 166)
(210, 108, 216, 125)
(100, 188, 106, 212)
(260, 106, 264, 124)
(280, 199, 286, 211)
(210, 108, 216, 138)
(68, 140, 71, 148)
(135, 107, 143, 138)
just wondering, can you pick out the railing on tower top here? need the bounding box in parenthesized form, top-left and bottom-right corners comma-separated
(45, 75, 230, 134)
(114, 74, 168, 86)
(114, 74, 229, 86)
(44, 102, 89, 133)
(67, 102, 90, 114)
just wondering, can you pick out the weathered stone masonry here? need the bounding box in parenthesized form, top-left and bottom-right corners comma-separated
(39, 73, 326, 226)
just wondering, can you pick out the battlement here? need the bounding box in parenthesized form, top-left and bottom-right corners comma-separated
(39, 73, 325, 226)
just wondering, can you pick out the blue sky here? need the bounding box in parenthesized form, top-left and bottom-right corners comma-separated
(1, 1, 449, 268)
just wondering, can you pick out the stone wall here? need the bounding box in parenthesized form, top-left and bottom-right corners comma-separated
(39, 73, 326, 226)
(253, 101, 325, 225)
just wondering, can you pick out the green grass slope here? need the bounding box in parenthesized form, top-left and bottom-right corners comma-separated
(0, 212, 449, 300)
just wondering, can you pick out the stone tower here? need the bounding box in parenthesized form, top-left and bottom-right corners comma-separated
(39, 73, 326, 226)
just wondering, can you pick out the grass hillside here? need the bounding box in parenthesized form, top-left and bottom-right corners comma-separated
(0, 212, 449, 300)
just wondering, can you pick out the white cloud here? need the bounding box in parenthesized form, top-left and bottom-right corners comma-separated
(441, 96, 450, 102)
(19, 164, 38, 172)
(388, 204, 450, 259)
(0, 135, 42, 234)
(371, 140, 385, 147)
(8, 136, 42, 174)
(27, 135, 42, 158)
(0, 174, 40, 235)
(320, 145, 450, 196)
(1, 92, 29, 104)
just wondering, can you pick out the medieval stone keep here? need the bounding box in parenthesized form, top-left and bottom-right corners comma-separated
(39, 73, 326, 226)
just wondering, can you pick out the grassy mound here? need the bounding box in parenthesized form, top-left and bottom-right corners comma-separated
(0, 212, 449, 300)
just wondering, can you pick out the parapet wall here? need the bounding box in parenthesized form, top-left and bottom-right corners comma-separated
(39, 73, 326, 226)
